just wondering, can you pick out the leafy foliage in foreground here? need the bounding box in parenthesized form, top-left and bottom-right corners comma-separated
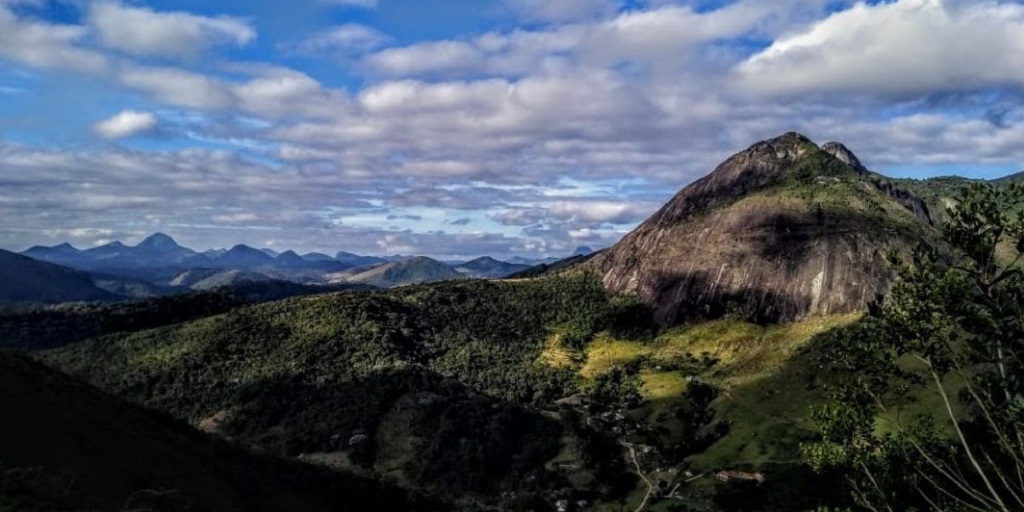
(805, 183, 1024, 511)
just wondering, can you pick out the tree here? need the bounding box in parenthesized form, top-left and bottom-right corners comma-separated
(804, 183, 1024, 511)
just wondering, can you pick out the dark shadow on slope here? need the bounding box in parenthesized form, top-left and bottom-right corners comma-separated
(682, 323, 866, 511)
(647, 269, 814, 326)
(0, 351, 445, 512)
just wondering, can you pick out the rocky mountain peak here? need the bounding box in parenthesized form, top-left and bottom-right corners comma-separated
(586, 133, 935, 325)
(821, 141, 868, 174)
(649, 132, 823, 226)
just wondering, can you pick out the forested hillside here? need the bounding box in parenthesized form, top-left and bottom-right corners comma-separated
(0, 352, 443, 512)
(43, 275, 653, 508)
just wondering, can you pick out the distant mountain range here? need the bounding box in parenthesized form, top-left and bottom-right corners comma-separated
(9, 233, 591, 302)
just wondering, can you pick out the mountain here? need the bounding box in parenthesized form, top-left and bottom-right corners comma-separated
(275, 250, 306, 268)
(135, 232, 186, 254)
(21, 233, 197, 271)
(191, 270, 278, 290)
(992, 169, 1024, 184)
(21, 242, 83, 267)
(302, 252, 336, 262)
(335, 251, 387, 268)
(586, 132, 935, 324)
(0, 249, 116, 303)
(208, 244, 278, 269)
(0, 352, 441, 511)
(340, 256, 464, 287)
(507, 255, 562, 266)
(453, 256, 530, 279)
(572, 246, 595, 256)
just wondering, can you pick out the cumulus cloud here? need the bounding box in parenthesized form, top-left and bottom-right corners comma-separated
(293, 24, 392, 55)
(89, 2, 256, 59)
(92, 110, 158, 139)
(118, 65, 234, 110)
(365, 5, 764, 78)
(547, 200, 659, 224)
(736, 0, 1024, 97)
(0, 2, 108, 72)
(1, 0, 1022, 257)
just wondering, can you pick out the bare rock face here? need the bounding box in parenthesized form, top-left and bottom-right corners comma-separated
(586, 133, 934, 325)
(821, 141, 869, 174)
(872, 179, 934, 226)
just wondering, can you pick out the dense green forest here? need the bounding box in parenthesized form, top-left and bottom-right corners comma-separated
(0, 351, 445, 512)
(42, 275, 652, 508)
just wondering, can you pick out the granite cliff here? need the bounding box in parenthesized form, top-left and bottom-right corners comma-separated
(587, 133, 936, 324)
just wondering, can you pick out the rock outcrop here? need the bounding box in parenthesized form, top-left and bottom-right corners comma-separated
(586, 133, 935, 324)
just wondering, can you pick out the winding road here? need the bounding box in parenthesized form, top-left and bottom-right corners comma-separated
(620, 441, 655, 512)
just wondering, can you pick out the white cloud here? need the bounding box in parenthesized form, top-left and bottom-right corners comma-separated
(547, 200, 659, 223)
(736, 0, 1024, 97)
(367, 41, 485, 76)
(92, 110, 158, 139)
(505, 0, 617, 23)
(89, 2, 256, 59)
(0, 3, 108, 72)
(364, 5, 764, 78)
(294, 24, 392, 54)
(118, 65, 234, 109)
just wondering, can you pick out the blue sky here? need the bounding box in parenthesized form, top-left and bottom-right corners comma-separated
(1, 0, 1023, 257)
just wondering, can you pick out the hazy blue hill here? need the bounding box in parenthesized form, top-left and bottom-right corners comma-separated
(301, 252, 336, 262)
(334, 251, 387, 268)
(454, 256, 530, 278)
(0, 351, 444, 512)
(343, 256, 464, 287)
(22, 233, 198, 271)
(191, 270, 278, 290)
(506, 253, 599, 279)
(0, 249, 117, 304)
(209, 244, 277, 269)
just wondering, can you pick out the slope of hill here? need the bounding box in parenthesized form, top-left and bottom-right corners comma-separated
(0, 351, 442, 512)
(0, 249, 117, 304)
(340, 256, 464, 287)
(454, 256, 530, 278)
(43, 276, 646, 507)
(191, 269, 278, 290)
(335, 251, 388, 268)
(207, 244, 277, 269)
(587, 133, 936, 324)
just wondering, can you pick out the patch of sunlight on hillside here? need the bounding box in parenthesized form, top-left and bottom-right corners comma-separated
(538, 334, 581, 370)
(579, 333, 651, 379)
(577, 313, 862, 385)
(640, 371, 689, 402)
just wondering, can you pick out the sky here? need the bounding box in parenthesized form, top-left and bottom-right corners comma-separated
(1, 0, 1023, 258)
